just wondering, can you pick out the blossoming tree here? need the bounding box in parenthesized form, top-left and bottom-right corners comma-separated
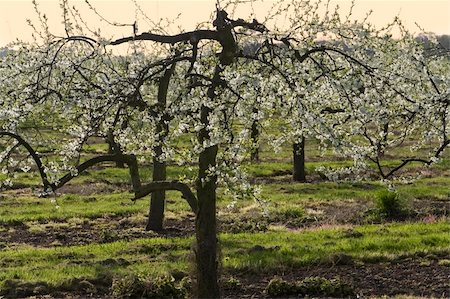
(1, 0, 448, 298)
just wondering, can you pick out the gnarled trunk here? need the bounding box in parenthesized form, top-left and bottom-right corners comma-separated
(194, 67, 221, 299)
(146, 65, 174, 231)
(293, 136, 306, 182)
(195, 138, 219, 298)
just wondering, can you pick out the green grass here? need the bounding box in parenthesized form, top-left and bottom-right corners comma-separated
(0, 237, 191, 284)
(0, 193, 138, 223)
(265, 178, 448, 202)
(396, 177, 450, 201)
(83, 143, 109, 153)
(0, 221, 448, 286)
(1, 134, 449, 296)
(0, 190, 196, 223)
(1, 172, 448, 224)
(223, 221, 450, 271)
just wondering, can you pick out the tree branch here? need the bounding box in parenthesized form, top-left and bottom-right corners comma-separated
(53, 153, 141, 190)
(0, 131, 142, 194)
(110, 30, 220, 46)
(228, 18, 267, 33)
(134, 180, 198, 214)
(381, 139, 450, 179)
(0, 131, 52, 191)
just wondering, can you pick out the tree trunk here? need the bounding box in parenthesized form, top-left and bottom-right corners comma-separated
(146, 66, 174, 231)
(146, 155, 166, 231)
(107, 131, 125, 168)
(293, 136, 306, 182)
(194, 67, 221, 299)
(250, 112, 260, 162)
(195, 140, 219, 298)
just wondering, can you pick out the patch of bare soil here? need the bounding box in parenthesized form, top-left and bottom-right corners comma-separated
(220, 198, 449, 234)
(223, 259, 450, 298)
(411, 199, 450, 218)
(56, 182, 131, 196)
(308, 198, 449, 224)
(251, 174, 295, 185)
(8, 259, 449, 298)
(1, 182, 131, 197)
(303, 199, 371, 225)
(251, 172, 380, 185)
(0, 215, 195, 248)
(1, 197, 446, 248)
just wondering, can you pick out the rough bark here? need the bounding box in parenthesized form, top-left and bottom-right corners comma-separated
(146, 156, 166, 231)
(146, 65, 175, 231)
(250, 110, 260, 162)
(293, 136, 306, 182)
(194, 66, 221, 299)
(106, 131, 125, 168)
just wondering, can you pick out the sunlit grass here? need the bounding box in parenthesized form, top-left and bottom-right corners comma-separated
(0, 237, 191, 284)
(0, 221, 448, 286)
(223, 221, 450, 271)
(0, 135, 449, 296)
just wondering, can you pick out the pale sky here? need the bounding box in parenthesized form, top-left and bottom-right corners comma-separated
(0, 0, 449, 47)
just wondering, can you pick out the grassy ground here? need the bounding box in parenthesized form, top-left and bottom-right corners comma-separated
(0, 138, 449, 298)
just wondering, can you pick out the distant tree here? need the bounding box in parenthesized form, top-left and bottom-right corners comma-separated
(437, 35, 450, 50)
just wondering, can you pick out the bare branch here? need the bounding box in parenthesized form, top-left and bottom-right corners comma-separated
(110, 30, 220, 46)
(228, 17, 267, 33)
